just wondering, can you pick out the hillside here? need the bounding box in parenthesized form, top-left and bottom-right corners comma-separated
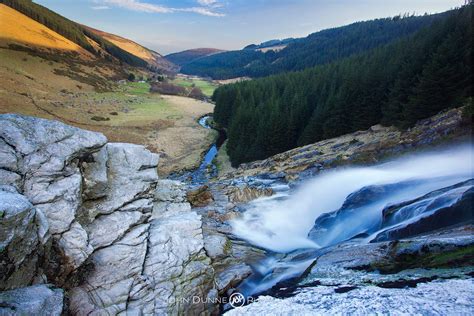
(0, 0, 175, 71)
(86, 26, 177, 73)
(220, 107, 470, 180)
(181, 12, 446, 79)
(213, 5, 473, 166)
(165, 48, 224, 67)
(0, 3, 118, 94)
(0, 4, 93, 59)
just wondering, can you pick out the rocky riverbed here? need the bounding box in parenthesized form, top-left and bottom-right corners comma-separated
(227, 226, 474, 315)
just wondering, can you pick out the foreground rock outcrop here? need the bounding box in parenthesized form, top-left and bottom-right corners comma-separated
(0, 114, 216, 315)
(0, 285, 64, 316)
(1, 108, 472, 315)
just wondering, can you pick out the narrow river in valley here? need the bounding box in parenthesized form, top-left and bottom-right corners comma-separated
(198, 115, 219, 166)
(173, 115, 226, 183)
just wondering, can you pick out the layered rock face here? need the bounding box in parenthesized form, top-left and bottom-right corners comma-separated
(0, 114, 215, 315)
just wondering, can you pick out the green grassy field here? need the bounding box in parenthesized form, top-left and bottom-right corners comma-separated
(122, 81, 151, 95)
(80, 81, 181, 126)
(109, 98, 180, 125)
(172, 77, 217, 97)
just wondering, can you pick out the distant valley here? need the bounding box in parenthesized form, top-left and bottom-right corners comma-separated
(0, 0, 217, 175)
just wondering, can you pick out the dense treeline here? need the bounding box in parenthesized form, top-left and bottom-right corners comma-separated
(213, 5, 472, 166)
(182, 12, 445, 79)
(150, 82, 206, 100)
(183, 50, 264, 78)
(1, 0, 147, 67)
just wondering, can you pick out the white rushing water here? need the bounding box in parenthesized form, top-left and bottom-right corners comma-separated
(231, 144, 474, 253)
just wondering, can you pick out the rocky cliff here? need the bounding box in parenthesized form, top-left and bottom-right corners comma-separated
(0, 114, 215, 315)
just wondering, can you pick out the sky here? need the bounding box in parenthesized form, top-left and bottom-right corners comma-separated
(35, 0, 466, 55)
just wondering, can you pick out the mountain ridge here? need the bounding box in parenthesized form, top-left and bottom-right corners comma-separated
(181, 11, 448, 79)
(0, 0, 175, 71)
(165, 48, 225, 68)
(84, 26, 177, 72)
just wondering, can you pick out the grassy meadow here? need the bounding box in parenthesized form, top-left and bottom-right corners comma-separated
(171, 76, 218, 97)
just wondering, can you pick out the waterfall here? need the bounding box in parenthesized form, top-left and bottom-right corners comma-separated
(231, 144, 473, 253)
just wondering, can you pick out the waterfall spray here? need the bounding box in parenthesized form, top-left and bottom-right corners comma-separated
(231, 144, 473, 253)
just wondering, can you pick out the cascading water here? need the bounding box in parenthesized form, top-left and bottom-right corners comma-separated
(230, 144, 473, 297)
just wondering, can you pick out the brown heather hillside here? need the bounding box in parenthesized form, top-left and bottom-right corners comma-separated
(0, 3, 119, 98)
(0, 4, 93, 59)
(85, 26, 178, 73)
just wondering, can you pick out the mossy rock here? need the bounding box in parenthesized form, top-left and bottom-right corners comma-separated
(371, 243, 474, 274)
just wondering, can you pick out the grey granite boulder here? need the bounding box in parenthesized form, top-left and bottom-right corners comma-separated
(0, 114, 106, 234)
(204, 233, 230, 260)
(0, 115, 217, 315)
(0, 285, 63, 316)
(69, 181, 216, 315)
(82, 143, 159, 219)
(0, 169, 21, 190)
(216, 263, 252, 292)
(154, 179, 187, 202)
(0, 187, 48, 290)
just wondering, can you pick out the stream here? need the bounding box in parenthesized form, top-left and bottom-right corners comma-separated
(229, 144, 473, 304)
(173, 115, 226, 184)
(198, 115, 219, 167)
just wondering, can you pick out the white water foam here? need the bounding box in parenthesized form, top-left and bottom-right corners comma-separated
(231, 144, 474, 252)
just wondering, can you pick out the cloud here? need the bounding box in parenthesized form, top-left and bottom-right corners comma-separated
(197, 0, 218, 6)
(181, 7, 224, 17)
(99, 0, 225, 16)
(197, 0, 223, 9)
(101, 0, 172, 13)
(91, 5, 110, 10)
